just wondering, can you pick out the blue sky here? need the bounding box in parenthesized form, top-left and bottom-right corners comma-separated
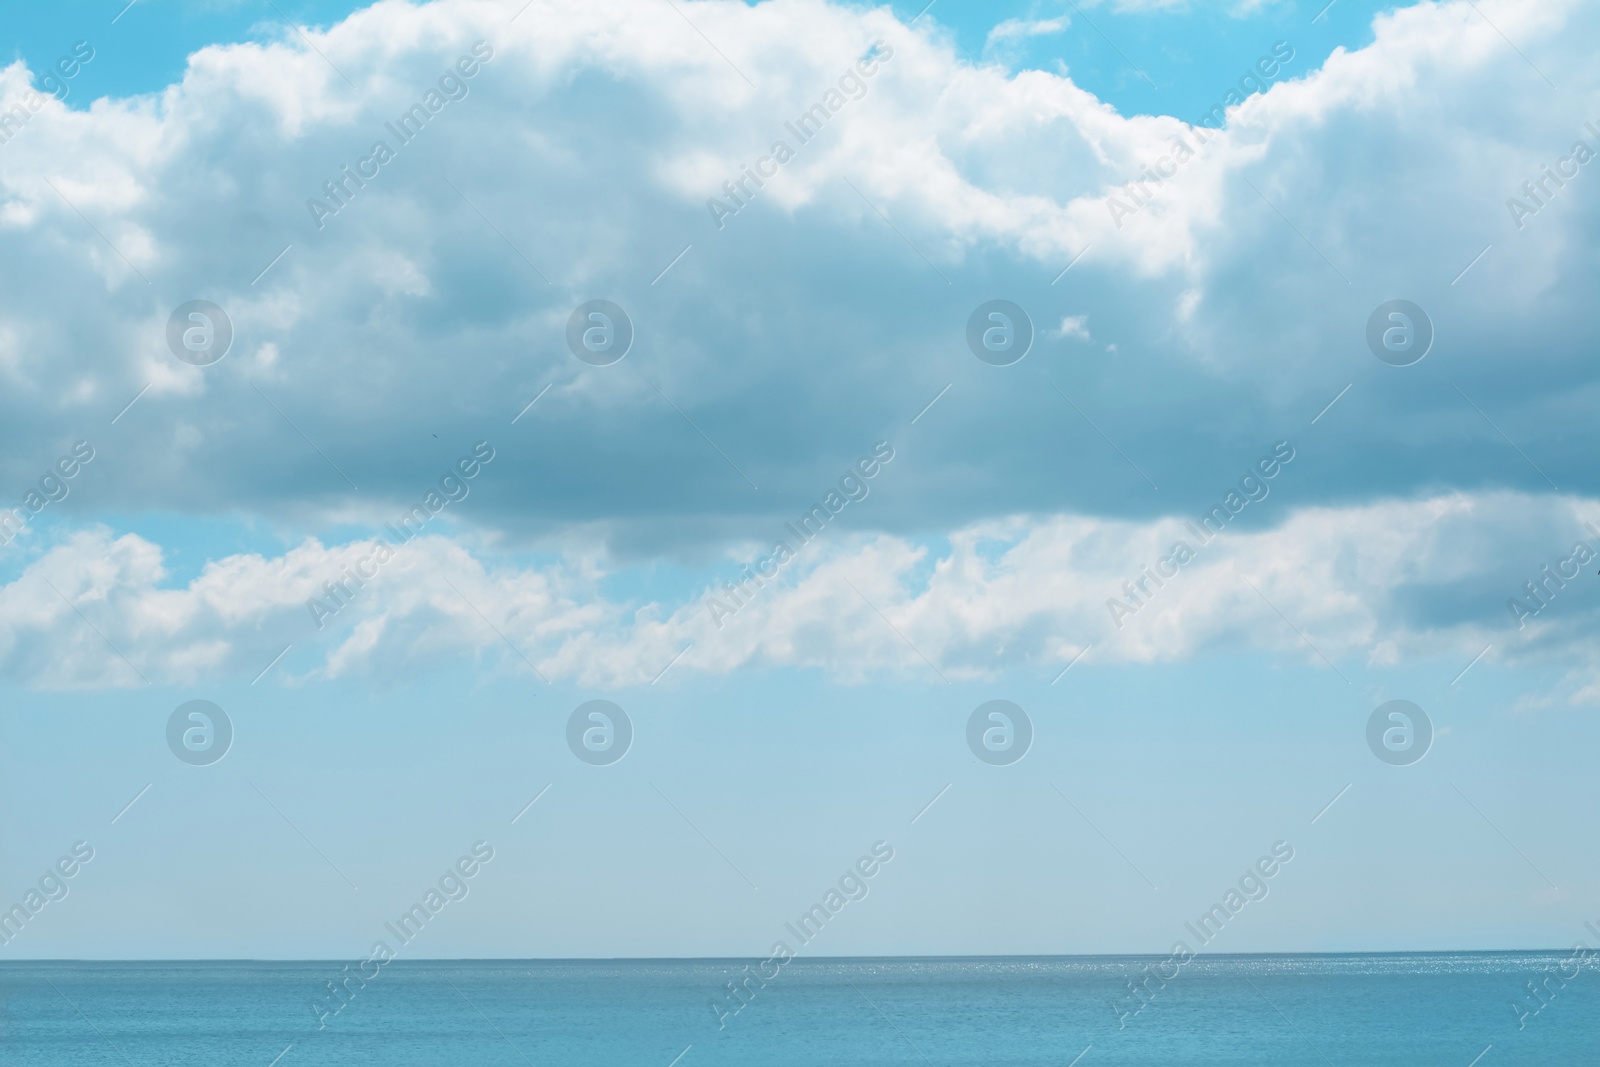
(6, 0, 1389, 116)
(0, 0, 1596, 959)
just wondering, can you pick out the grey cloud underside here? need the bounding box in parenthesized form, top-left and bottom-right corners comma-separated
(0, 0, 1594, 559)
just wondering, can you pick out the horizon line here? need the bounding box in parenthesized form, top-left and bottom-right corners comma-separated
(0, 948, 1582, 964)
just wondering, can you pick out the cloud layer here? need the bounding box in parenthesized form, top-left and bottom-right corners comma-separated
(0, 0, 1593, 556)
(5, 487, 1597, 690)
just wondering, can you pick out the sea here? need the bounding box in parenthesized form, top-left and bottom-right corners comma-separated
(1, 953, 1591, 1065)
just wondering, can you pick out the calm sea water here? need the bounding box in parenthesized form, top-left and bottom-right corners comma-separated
(0, 954, 1590, 1065)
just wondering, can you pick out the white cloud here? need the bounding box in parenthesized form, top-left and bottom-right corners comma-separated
(989, 16, 1070, 42)
(0, 0, 1587, 542)
(985, 16, 1071, 61)
(0, 0, 1592, 649)
(4, 490, 1596, 689)
(1052, 313, 1091, 339)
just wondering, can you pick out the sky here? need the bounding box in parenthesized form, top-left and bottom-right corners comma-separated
(0, 0, 1596, 960)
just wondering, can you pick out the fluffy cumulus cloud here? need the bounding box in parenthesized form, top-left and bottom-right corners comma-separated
(4, 490, 1598, 690)
(0, 0, 1593, 532)
(0, 0, 1594, 688)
